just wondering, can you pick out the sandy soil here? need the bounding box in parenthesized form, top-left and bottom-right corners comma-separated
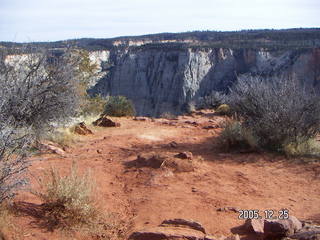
(6, 111, 320, 239)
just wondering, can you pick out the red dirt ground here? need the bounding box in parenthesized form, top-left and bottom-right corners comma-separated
(5, 111, 320, 239)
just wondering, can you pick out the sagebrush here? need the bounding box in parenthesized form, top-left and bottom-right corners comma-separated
(228, 77, 320, 152)
(218, 120, 258, 151)
(197, 91, 226, 109)
(32, 163, 99, 231)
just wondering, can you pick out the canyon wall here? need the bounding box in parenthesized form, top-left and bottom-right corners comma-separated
(88, 47, 319, 116)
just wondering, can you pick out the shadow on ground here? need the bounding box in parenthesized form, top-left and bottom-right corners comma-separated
(13, 201, 65, 232)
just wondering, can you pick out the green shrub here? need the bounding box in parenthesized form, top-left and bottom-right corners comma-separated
(216, 104, 231, 115)
(283, 138, 320, 158)
(218, 120, 258, 151)
(32, 163, 99, 231)
(104, 96, 135, 117)
(80, 95, 108, 116)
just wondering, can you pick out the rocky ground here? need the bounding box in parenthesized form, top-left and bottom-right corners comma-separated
(4, 110, 320, 239)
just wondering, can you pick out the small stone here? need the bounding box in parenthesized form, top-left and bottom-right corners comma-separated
(169, 141, 178, 148)
(174, 151, 193, 159)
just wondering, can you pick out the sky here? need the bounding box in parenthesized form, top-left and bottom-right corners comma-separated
(1, 0, 319, 42)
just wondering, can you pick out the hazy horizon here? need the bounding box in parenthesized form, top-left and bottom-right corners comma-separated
(1, 0, 319, 43)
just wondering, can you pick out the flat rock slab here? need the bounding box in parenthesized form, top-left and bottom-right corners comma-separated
(129, 226, 206, 240)
(160, 219, 206, 234)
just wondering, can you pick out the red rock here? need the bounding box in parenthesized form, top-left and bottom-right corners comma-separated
(160, 218, 206, 234)
(129, 227, 205, 240)
(93, 115, 120, 127)
(74, 122, 93, 135)
(36, 141, 65, 155)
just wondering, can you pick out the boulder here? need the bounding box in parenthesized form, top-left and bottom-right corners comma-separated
(244, 216, 303, 239)
(74, 122, 93, 135)
(264, 216, 303, 239)
(93, 115, 120, 127)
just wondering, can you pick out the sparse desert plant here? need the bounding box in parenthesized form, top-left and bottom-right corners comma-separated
(104, 96, 135, 117)
(197, 91, 226, 109)
(79, 95, 108, 116)
(283, 138, 320, 158)
(43, 127, 78, 147)
(160, 112, 177, 120)
(218, 120, 258, 151)
(228, 77, 320, 152)
(185, 101, 196, 114)
(215, 104, 231, 115)
(32, 163, 99, 232)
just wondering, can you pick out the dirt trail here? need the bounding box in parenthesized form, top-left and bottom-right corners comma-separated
(9, 112, 320, 239)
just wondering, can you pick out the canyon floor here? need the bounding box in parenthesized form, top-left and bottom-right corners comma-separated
(6, 110, 320, 239)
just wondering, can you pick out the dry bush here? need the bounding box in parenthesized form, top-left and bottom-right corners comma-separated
(0, 126, 30, 204)
(104, 96, 135, 117)
(43, 127, 78, 147)
(218, 120, 258, 151)
(0, 47, 80, 131)
(31, 164, 129, 238)
(160, 112, 177, 120)
(32, 163, 99, 232)
(228, 77, 320, 152)
(0, 46, 81, 204)
(197, 91, 226, 109)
